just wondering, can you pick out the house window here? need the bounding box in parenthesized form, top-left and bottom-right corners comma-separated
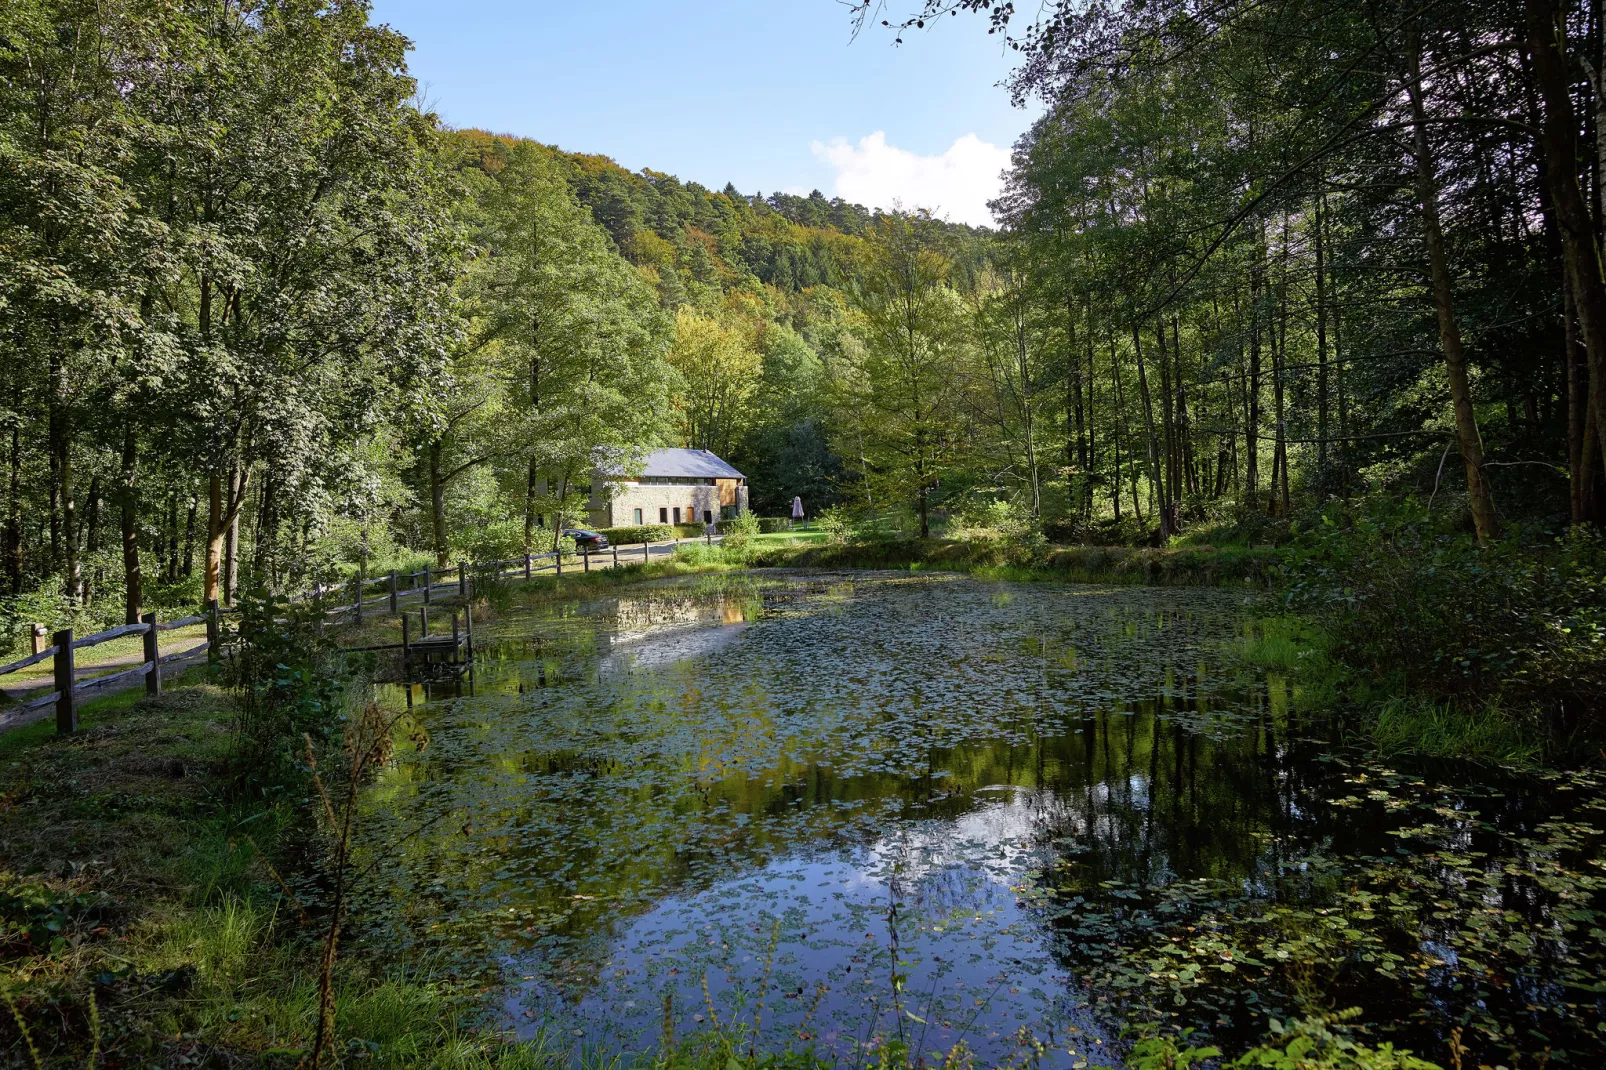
(659, 507, 668, 523)
(633, 508, 643, 526)
(672, 507, 681, 524)
(703, 509, 712, 524)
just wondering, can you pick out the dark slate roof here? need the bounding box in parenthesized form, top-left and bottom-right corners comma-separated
(611, 448, 745, 481)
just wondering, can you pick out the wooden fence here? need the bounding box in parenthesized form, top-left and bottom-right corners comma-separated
(0, 533, 715, 734)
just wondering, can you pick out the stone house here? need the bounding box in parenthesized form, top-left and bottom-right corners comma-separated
(588, 448, 749, 529)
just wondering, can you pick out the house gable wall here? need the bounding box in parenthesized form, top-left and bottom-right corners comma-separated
(590, 480, 748, 529)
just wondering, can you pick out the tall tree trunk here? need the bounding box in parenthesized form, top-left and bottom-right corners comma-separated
(1016, 304, 1041, 518)
(1273, 221, 1291, 519)
(85, 475, 102, 556)
(1131, 324, 1167, 536)
(1315, 194, 1331, 472)
(1107, 332, 1126, 521)
(1067, 298, 1088, 518)
(524, 456, 539, 551)
(166, 492, 178, 583)
(50, 350, 78, 600)
(1568, 286, 1590, 525)
(183, 492, 196, 579)
(1529, 0, 1606, 515)
(206, 473, 223, 604)
(429, 441, 448, 567)
(1246, 252, 1263, 512)
(5, 425, 23, 593)
(223, 466, 240, 605)
(1154, 316, 1177, 531)
(1406, 27, 1500, 540)
(204, 467, 251, 605)
(1173, 314, 1198, 499)
(120, 425, 141, 624)
(1085, 322, 1098, 520)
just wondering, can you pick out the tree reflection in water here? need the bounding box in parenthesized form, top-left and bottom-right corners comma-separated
(351, 572, 1605, 1068)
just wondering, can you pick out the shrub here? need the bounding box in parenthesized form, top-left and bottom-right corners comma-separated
(1286, 501, 1606, 737)
(949, 498, 1033, 542)
(456, 517, 525, 564)
(223, 589, 353, 797)
(816, 505, 853, 545)
(600, 523, 677, 544)
(720, 510, 761, 550)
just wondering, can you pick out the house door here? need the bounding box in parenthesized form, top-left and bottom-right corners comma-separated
(672, 507, 681, 524)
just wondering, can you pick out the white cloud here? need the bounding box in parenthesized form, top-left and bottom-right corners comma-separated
(811, 131, 1010, 228)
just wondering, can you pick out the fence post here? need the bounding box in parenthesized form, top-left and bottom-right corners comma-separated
(401, 612, 411, 666)
(423, 566, 432, 604)
(388, 571, 398, 613)
(612, 545, 618, 569)
(465, 603, 474, 662)
(556, 550, 563, 578)
(583, 548, 590, 573)
(206, 599, 220, 663)
(458, 562, 467, 597)
(643, 541, 649, 564)
(53, 628, 75, 735)
(142, 612, 161, 697)
(452, 612, 460, 666)
(31, 624, 44, 656)
(354, 570, 365, 623)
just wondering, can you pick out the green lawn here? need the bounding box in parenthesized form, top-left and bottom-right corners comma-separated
(748, 530, 829, 546)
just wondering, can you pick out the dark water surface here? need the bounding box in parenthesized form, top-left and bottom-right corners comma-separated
(354, 571, 1605, 1068)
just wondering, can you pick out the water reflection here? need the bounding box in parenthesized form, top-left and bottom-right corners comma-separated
(354, 572, 1604, 1068)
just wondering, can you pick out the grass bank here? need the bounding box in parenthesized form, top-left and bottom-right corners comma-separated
(0, 672, 558, 1068)
(747, 537, 1281, 587)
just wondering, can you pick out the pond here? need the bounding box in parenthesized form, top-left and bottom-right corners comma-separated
(352, 571, 1605, 1069)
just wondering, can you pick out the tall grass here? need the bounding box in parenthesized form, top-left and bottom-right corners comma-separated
(1368, 696, 1541, 765)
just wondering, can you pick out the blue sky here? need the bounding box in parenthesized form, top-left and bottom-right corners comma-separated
(367, 1, 1036, 225)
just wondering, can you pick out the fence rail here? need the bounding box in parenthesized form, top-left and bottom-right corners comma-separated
(2, 533, 717, 734)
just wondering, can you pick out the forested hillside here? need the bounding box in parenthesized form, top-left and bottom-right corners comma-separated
(6, 0, 1606, 676)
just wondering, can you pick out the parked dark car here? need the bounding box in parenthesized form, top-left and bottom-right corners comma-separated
(564, 528, 609, 552)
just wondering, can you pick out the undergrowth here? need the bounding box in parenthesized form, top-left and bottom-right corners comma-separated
(748, 538, 1279, 587)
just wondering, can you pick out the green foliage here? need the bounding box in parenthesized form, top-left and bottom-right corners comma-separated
(223, 590, 351, 796)
(671, 541, 733, 568)
(815, 506, 854, 545)
(1286, 503, 1606, 738)
(457, 519, 527, 566)
(601, 524, 678, 544)
(949, 498, 1035, 543)
(1125, 1028, 1221, 1069)
(1232, 1011, 1441, 1069)
(751, 536, 1279, 587)
(719, 510, 762, 550)
(1368, 696, 1541, 765)
(0, 883, 100, 959)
